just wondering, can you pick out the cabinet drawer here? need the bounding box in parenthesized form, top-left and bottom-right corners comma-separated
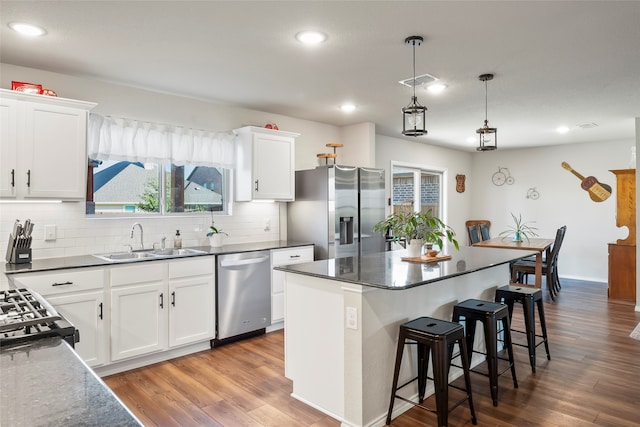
(271, 246, 314, 266)
(169, 257, 214, 279)
(11, 269, 104, 297)
(111, 262, 165, 286)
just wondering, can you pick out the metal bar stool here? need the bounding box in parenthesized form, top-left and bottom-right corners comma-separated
(452, 299, 518, 406)
(387, 317, 477, 427)
(495, 284, 550, 373)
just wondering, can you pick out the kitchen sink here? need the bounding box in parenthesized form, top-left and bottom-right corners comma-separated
(93, 248, 208, 262)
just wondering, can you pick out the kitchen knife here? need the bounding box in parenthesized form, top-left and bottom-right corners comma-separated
(23, 219, 31, 236)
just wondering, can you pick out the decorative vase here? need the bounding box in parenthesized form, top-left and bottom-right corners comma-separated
(407, 238, 424, 257)
(209, 234, 225, 247)
(514, 231, 522, 242)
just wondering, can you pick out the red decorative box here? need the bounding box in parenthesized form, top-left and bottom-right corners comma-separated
(11, 81, 43, 94)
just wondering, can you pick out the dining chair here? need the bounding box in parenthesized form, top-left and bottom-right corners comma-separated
(511, 226, 567, 300)
(468, 225, 481, 245)
(479, 223, 491, 241)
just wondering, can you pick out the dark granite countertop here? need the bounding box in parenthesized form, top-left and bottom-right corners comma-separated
(0, 337, 142, 426)
(274, 246, 536, 290)
(3, 240, 313, 276)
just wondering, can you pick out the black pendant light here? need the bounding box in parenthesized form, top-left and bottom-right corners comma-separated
(402, 36, 427, 137)
(476, 73, 497, 151)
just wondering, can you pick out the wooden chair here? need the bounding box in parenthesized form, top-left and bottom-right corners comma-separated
(468, 225, 481, 244)
(466, 220, 491, 244)
(511, 226, 567, 300)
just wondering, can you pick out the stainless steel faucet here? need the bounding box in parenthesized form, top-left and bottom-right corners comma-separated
(130, 223, 144, 250)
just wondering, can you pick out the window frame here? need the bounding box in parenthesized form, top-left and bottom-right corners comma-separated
(389, 160, 448, 221)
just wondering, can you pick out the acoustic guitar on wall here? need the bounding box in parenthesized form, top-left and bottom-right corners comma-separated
(561, 162, 612, 202)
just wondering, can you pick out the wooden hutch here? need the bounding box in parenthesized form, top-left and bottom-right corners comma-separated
(608, 169, 636, 302)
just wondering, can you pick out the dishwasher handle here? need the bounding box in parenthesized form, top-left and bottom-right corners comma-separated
(220, 255, 270, 268)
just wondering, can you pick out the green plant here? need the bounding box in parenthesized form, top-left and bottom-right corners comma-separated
(206, 209, 227, 237)
(499, 212, 538, 242)
(373, 209, 459, 250)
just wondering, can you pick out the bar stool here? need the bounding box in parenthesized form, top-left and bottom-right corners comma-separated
(495, 284, 550, 373)
(452, 299, 518, 406)
(387, 317, 477, 427)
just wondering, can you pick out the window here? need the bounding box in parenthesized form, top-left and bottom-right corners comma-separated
(86, 114, 234, 216)
(391, 164, 443, 217)
(87, 160, 228, 215)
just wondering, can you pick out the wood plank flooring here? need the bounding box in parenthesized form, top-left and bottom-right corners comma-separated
(105, 279, 640, 426)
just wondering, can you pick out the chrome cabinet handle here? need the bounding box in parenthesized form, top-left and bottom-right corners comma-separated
(289, 255, 301, 259)
(99, 302, 103, 320)
(26, 170, 31, 188)
(171, 291, 175, 307)
(255, 179, 259, 192)
(10, 169, 14, 188)
(160, 292, 164, 308)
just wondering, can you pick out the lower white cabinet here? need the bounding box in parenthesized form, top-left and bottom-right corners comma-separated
(270, 246, 314, 323)
(10, 268, 107, 367)
(168, 258, 215, 347)
(110, 257, 215, 362)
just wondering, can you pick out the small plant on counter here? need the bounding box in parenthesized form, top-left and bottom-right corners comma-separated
(373, 208, 459, 250)
(206, 209, 227, 237)
(499, 212, 538, 242)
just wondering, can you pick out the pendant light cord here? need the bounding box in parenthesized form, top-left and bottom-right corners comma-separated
(412, 40, 417, 100)
(484, 79, 488, 122)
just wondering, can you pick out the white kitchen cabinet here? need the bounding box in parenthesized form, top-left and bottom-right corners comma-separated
(234, 126, 300, 201)
(109, 257, 215, 362)
(0, 89, 96, 199)
(270, 245, 314, 323)
(168, 257, 215, 347)
(110, 263, 167, 361)
(9, 268, 107, 367)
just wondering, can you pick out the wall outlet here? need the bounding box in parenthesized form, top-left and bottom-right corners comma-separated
(264, 219, 271, 231)
(346, 306, 358, 330)
(44, 224, 57, 241)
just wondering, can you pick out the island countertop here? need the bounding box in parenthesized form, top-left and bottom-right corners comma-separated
(274, 245, 535, 289)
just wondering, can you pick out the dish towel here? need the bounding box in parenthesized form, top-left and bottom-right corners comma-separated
(631, 323, 640, 340)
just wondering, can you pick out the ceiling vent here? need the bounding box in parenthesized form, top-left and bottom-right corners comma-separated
(577, 122, 599, 129)
(398, 73, 438, 88)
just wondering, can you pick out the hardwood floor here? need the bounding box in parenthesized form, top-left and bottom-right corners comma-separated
(105, 279, 640, 426)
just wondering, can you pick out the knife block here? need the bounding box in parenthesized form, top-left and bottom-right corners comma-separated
(10, 247, 32, 264)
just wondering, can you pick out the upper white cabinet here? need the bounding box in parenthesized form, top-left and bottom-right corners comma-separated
(0, 89, 96, 199)
(234, 126, 299, 201)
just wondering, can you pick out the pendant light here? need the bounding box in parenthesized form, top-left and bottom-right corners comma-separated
(402, 36, 427, 137)
(476, 73, 497, 151)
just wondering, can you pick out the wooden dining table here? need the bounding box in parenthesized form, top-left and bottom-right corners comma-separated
(473, 237, 555, 288)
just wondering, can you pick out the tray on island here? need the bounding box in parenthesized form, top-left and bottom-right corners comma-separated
(401, 254, 452, 263)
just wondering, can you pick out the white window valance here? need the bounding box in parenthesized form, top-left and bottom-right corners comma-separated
(88, 114, 235, 168)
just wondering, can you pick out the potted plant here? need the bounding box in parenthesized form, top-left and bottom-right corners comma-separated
(206, 218, 228, 247)
(499, 212, 538, 242)
(373, 209, 459, 257)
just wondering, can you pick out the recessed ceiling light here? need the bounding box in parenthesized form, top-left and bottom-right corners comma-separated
(340, 103, 356, 113)
(556, 126, 570, 134)
(426, 83, 447, 94)
(8, 22, 46, 37)
(296, 31, 327, 45)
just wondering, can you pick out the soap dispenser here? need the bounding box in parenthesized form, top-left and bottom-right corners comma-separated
(174, 230, 182, 249)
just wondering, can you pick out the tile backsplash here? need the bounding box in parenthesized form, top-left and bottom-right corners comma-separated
(1, 201, 283, 260)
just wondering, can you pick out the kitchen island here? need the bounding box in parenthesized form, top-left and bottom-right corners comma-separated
(276, 246, 535, 427)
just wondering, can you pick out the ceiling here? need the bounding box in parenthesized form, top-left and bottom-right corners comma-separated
(1, 1, 639, 151)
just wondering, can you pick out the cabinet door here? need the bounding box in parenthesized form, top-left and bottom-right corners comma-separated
(21, 102, 88, 199)
(47, 291, 107, 367)
(271, 246, 314, 323)
(253, 133, 295, 200)
(169, 275, 215, 347)
(0, 97, 18, 197)
(110, 281, 167, 361)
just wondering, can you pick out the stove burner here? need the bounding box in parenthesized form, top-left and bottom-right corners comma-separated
(0, 288, 77, 348)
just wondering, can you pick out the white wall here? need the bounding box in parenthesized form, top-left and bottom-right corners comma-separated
(470, 139, 634, 282)
(375, 134, 473, 245)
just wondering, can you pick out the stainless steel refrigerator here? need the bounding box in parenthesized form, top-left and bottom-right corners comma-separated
(287, 165, 386, 260)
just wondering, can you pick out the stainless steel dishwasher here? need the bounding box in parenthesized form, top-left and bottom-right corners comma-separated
(216, 250, 271, 341)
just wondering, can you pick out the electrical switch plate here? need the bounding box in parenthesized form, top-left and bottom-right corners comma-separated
(346, 306, 358, 330)
(264, 219, 271, 231)
(44, 224, 57, 241)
